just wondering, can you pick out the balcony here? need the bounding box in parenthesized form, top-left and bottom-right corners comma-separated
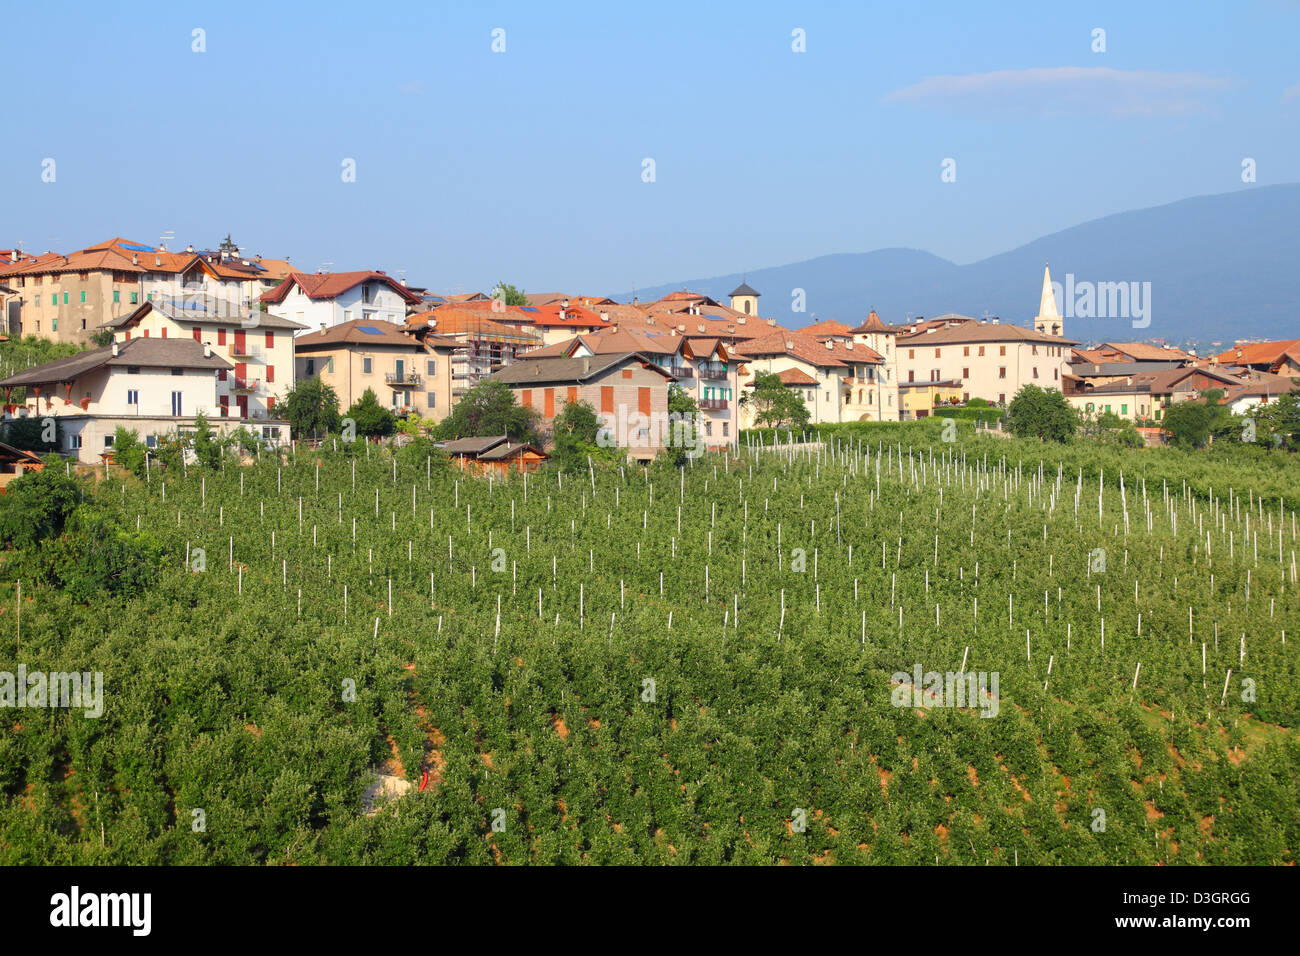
(229, 344, 254, 358)
(230, 377, 259, 393)
(699, 398, 728, 410)
(665, 364, 693, 379)
(698, 367, 728, 381)
(384, 371, 421, 387)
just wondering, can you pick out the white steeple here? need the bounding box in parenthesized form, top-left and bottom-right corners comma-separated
(1035, 263, 1062, 337)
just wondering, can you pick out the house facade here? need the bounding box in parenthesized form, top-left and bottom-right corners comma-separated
(486, 352, 676, 462)
(293, 319, 456, 420)
(0, 338, 286, 462)
(262, 271, 423, 334)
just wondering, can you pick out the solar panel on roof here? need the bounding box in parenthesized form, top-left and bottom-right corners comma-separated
(357, 326, 384, 334)
(521, 307, 539, 313)
(119, 243, 155, 252)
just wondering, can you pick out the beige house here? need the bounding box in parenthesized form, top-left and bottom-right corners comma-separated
(486, 352, 676, 462)
(896, 316, 1077, 407)
(0, 238, 282, 346)
(293, 319, 460, 421)
(849, 310, 907, 421)
(736, 331, 887, 427)
(0, 337, 286, 463)
(1065, 365, 1245, 423)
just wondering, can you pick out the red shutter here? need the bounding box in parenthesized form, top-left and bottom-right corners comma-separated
(218, 369, 227, 382)
(521, 389, 532, 409)
(217, 328, 226, 345)
(544, 388, 554, 417)
(567, 386, 577, 404)
(266, 365, 275, 384)
(265, 331, 275, 348)
(638, 387, 650, 416)
(192, 328, 202, 342)
(600, 386, 613, 413)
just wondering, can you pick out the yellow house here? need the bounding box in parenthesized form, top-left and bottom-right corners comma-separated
(898, 380, 963, 419)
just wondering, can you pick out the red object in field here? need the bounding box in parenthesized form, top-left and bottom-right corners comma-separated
(418, 770, 429, 793)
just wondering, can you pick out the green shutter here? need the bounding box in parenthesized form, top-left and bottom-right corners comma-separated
(113, 290, 120, 303)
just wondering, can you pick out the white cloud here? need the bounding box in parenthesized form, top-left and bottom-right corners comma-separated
(883, 67, 1233, 117)
(1283, 82, 1300, 103)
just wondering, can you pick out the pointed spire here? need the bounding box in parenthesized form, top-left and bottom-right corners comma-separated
(1035, 263, 1061, 335)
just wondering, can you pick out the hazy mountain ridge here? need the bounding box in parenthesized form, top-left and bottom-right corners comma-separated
(621, 185, 1300, 344)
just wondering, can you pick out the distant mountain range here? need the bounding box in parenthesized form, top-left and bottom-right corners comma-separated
(619, 184, 1300, 346)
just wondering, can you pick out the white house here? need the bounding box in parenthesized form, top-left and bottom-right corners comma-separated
(102, 300, 305, 420)
(260, 270, 422, 335)
(0, 338, 287, 463)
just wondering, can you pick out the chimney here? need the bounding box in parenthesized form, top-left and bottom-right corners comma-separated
(632, 296, 638, 305)
(203, 343, 212, 358)
(111, 342, 119, 357)
(600, 311, 609, 322)
(186, 244, 194, 253)
(132, 254, 139, 265)
(583, 357, 590, 375)
(825, 339, 833, 349)
(155, 255, 161, 267)
(846, 341, 854, 350)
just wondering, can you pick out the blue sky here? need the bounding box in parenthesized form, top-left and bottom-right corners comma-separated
(3, 0, 1297, 296)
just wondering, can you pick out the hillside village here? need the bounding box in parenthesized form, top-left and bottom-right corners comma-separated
(0, 236, 1297, 466)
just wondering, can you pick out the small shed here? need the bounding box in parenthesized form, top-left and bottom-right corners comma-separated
(437, 435, 549, 476)
(0, 440, 44, 491)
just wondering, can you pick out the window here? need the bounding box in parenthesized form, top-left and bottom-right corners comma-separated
(171, 392, 183, 416)
(427, 392, 436, 408)
(52, 318, 58, 331)
(1121, 404, 1128, 415)
(130, 292, 138, 304)
(267, 397, 276, 414)
(362, 357, 372, 374)
(908, 349, 915, 359)
(521, 389, 532, 409)
(999, 345, 1006, 356)
(217, 328, 227, 345)
(146, 436, 156, 449)
(161, 327, 167, 338)
(427, 359, 437, 376)
(80, 291, 86, 303)
(344, 311, 352, 323)
(998, 393, 1006, 404)
(999, 367, 1007, 379)
(934, 348, 941, 358)
(930, 369, 940, 382)
(1054, 369, 1059, 381)
(193, 328, 202, 342)
(722, 422, 729, 436)
(705, 421, 713, 437)
(266, 365, 275, 384)
(361, 285, 372, 304)
(1032, 345, 1038, 355)
(544, 388, 555, 417)
(600, 386, 613, 413)
(327, 357, 334, 373)
(218, 369, 228, 382)
(113, 290, 120, 303)
(68, 434, 82, 450)
(265, 331, 275, 348)
(907, 370, 915, 383)
(127, 390, 139, 405)
(104, 435, 114, 448)
(305, 359, 315, 376)
(1032, 367, 1039, 378)
(127, 366, 140, 375)
(171, 367, 183, 376)
(978, 346, 985, 356)
(963, 346, 970, 357)
(962, 367, 969, 379)
(62, 292, 69, 304)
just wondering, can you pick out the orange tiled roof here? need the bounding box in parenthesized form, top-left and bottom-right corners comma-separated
(737, 331, 883, 367)
(799, 320, 854, 337)
(1212, 340, 1300, 367)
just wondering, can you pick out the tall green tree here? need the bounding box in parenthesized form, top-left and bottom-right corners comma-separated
(550, 399, 612, 472)
(283, 376, 341, 439)
(0, 462, 83, 548)
(345, 388, 397, 438)
(739, 372, 811, 429)
(664, 384, 703, 467)
(191, 413, 222, 469)
(434, 379, 538, 443)
(1006, 384, 1078, 442)
(492, 282, 528, 307)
